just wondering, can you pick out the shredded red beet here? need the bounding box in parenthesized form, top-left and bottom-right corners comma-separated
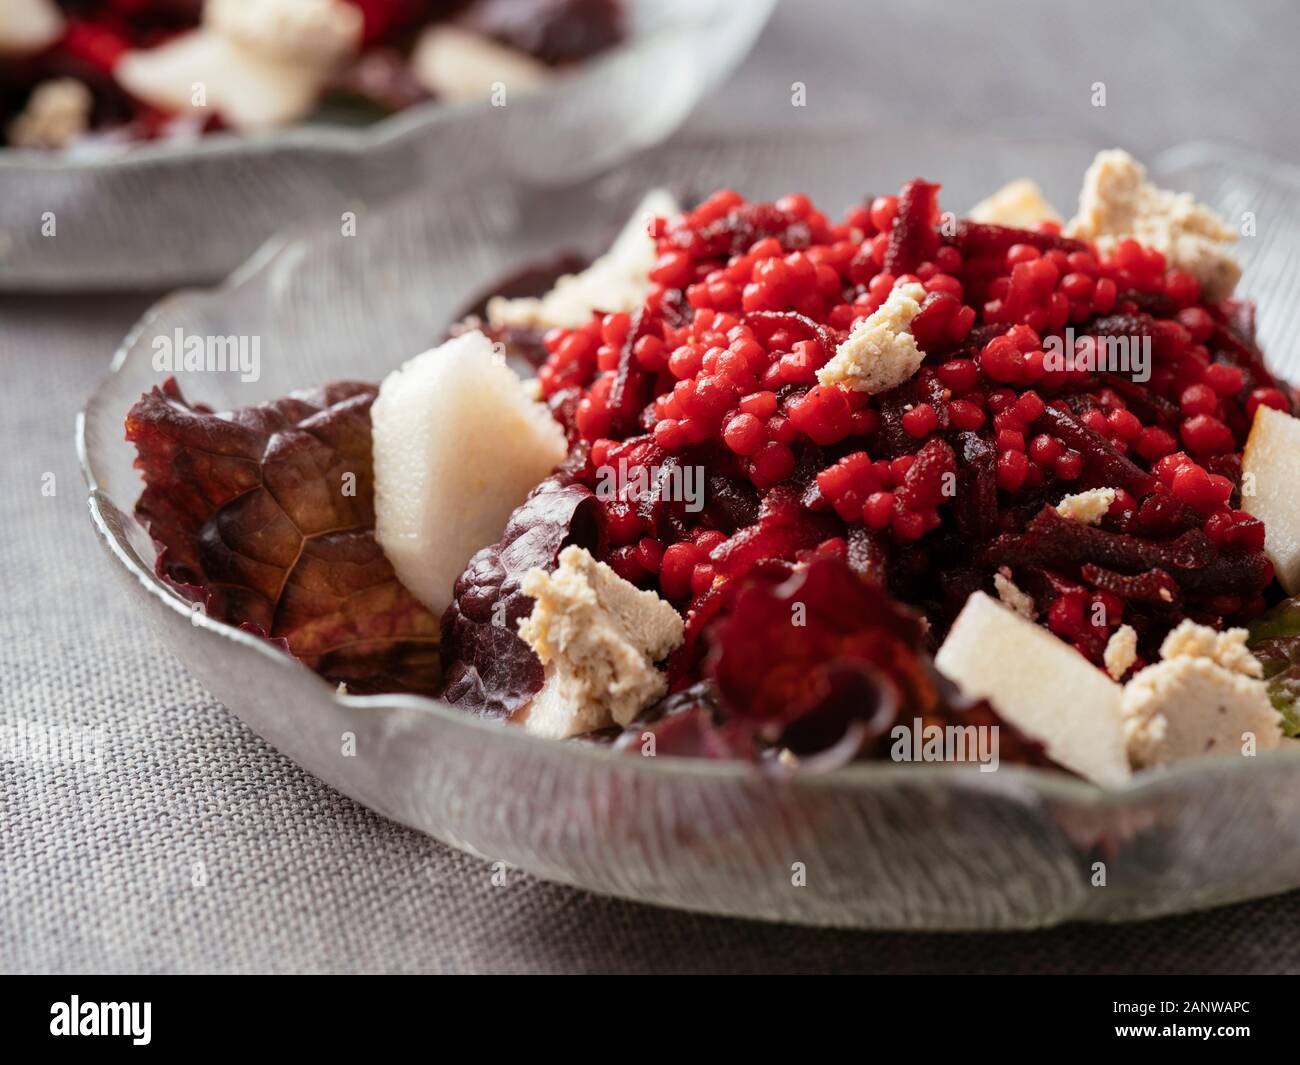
(883, 179, 942, 276)
(950, 219, 1087, 260)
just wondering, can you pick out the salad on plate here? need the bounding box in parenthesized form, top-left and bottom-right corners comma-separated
(123, 148, 1300, 786)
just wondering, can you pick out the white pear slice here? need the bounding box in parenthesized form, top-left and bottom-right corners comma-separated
(0, 0, 64, 55)
(411, 24, 549, 103)
(117, 31, 324, 132)
(1242, 404, 1300, 594)
(371, 330, 568, 616)
(935, 592, 1131, 786)
(487, 188, 682, 331)
(116, 33, 223, 116)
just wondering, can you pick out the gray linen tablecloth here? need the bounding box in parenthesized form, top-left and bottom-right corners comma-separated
(3, 0, 1300, 973)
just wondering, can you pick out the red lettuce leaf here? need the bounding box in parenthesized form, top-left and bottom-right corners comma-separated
(125, 377, 440, 694)
(706, 558, 929, 734)
(438, 474, 602, 719)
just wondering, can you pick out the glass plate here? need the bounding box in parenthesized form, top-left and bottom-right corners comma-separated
(78, 131, 1300, 929)
(0, 0, 774, 291)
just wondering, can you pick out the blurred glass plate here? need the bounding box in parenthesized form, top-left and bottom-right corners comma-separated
(79, 131, 1300, 929)
(0, 0, 774, 291)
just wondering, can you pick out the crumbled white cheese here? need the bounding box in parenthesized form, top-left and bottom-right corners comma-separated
(1055, 487, 1116, 525)
(487, 189, 681, 331)
(968, 178, 1062, 228)
(1121, 620, 1281, 768)
(205, 0, 362, 68)
(816, 282, 928, 394)
(0, 0, 65, 56)
(6, 78, 93, 150)
(1159, 619, 1263, 677)
(412, 24, 549, 104)
(1103, 624, 1138, 681)
(1066, 149, 1241, 300)
(516, 546, 684, 739)
(993, 567, 1036, 619)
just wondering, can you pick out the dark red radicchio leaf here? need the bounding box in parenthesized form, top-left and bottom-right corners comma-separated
(438, 474, 602, 719)
(704, 557, 1056, 770)
(126, 377, 441, 694)
(706, 558, 927, 745)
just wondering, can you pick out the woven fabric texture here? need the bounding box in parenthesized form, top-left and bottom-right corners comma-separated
(6, 0, 1300, 970)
